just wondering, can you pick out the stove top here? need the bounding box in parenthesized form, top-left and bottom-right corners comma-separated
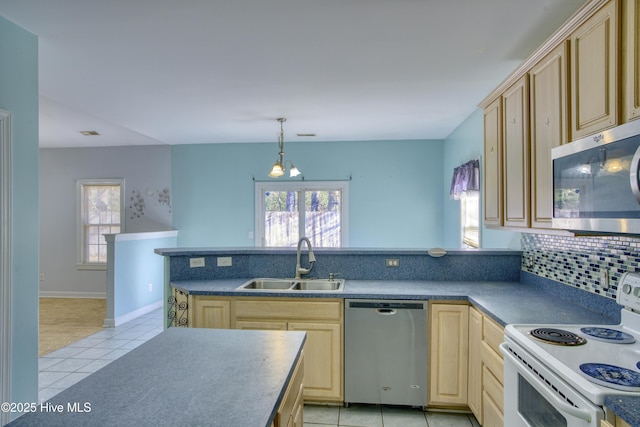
(504, 272, 640, 405)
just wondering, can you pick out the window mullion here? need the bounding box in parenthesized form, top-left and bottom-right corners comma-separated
(298, 190, 305, 240)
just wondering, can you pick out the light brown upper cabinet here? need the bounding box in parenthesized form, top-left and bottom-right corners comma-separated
(570, 0, 619, 139)
(624, 0, 640, 121)
(529, 42, 569, 229)
(502, 75, 530, 228)
(483, 97, 503, 227)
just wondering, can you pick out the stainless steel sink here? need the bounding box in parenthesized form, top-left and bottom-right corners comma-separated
(291, 280, 343, 291)
(237, 278, 344, 292)
(240, 279, 297, 290)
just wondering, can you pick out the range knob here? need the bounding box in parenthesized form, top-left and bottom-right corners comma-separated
(623, 283, 633, 294)
(634, 287, 640, 297)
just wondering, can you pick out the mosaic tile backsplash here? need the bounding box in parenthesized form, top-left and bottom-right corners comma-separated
(522, 233, 640, 300)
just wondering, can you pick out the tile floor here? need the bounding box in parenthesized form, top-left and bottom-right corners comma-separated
(38, 309, 481, 426)
(304, 404, 480, 427)
(38, 308, 164, 402)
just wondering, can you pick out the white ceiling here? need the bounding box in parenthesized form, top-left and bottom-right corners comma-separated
(0, 0, 587, 148)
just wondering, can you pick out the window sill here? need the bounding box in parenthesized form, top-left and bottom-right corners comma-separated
(76, 263, 107, 271)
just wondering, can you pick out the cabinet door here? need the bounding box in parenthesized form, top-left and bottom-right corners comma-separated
(288, 322, 342, 402)
(428, 303, 469, 407)
(529, 42, 568, 228)
(484, 97, 503, 226)
(190, 297, 231, 329)
(571, 0, 619, 138)
(467, 307, 483, 423)
(624, 0, 640, 122)
(502, 75, 530, 228)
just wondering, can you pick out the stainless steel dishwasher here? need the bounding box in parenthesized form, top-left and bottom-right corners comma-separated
(345, 299, 428, 408)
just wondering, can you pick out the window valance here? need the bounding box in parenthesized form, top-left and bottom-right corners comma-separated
(449, 159, 480, 200)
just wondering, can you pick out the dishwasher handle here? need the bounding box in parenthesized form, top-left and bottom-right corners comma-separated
(376, 308, 397, 315)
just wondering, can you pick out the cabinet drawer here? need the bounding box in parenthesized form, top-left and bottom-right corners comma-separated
(481, 341, 504, 385)
(482, 389, 504, 427)
(235, 298, 343, 321)
(483, 365, 503, 413)
(482, 316, 504, 354)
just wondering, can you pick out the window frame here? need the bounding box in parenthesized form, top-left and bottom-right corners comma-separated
(254, 181, 349, 247)
(76, 178, 125, 270)
(460, 192, 480, 249)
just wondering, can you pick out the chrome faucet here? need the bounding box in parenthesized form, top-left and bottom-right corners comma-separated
(295, 237, 316, 279)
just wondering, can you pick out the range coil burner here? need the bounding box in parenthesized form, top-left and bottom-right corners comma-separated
(529, 327, 587, 346)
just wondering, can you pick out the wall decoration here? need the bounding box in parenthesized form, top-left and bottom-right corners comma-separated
(129, 188, 171, 220)
(130, 190, 145, 219)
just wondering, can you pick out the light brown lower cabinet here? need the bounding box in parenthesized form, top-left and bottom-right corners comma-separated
(187, 295, 232, 328)
(274, 352, 305, 427)
(468, 306, 504, 427)
(189, 296, 344, 403)
(601, 416, 632, 427)
(429, 302, 469, 408)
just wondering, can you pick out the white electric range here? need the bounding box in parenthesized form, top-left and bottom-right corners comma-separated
(501, 272, 640, 427)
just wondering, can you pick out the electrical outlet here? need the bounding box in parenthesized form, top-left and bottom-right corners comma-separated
(217, 257, 232, 267)
(386, 258, 400, 267)
(39, 273, 45, 281)
(148, 283, 153, 292)
(190, 257, 205, 268)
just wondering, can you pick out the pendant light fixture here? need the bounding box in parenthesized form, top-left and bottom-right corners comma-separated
(268, 117, 301, 178)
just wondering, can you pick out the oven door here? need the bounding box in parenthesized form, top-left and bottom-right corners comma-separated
(500, 340, 604, 427)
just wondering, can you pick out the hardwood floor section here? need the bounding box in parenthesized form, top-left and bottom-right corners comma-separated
(39, 298, 106, 356)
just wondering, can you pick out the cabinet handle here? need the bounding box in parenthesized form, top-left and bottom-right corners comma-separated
(544, 117, 550, 126)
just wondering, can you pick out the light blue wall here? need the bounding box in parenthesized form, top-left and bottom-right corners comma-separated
(442, 109, 520, 249)
(0, 16, 39, 406)
(114, 235, 176, 317)
(172, 139, 444, 248)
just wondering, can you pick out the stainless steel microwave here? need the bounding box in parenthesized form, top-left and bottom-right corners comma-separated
(552, 120, 640, 234)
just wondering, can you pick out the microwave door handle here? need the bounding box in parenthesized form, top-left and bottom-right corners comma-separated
(500, 343, 593, 423)
(630, 145, 640, 204)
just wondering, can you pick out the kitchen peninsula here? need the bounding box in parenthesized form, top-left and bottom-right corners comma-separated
(7, 328, 305, 427)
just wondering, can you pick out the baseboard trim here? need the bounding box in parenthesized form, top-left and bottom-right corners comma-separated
(39, 291, 106, 299)
(103, 300, 163, 328)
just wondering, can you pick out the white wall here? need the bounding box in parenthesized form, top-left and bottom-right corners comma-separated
(39, 146, 172, 297)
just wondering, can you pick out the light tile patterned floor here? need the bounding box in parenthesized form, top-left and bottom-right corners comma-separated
(304, 404, 481, 427)
(39, 310, 481, 427)
(38, 308, 164, 402)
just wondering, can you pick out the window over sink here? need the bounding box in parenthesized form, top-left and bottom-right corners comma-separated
(254, 181, 349, 247)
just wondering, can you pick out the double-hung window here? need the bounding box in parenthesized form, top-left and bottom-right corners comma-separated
(255, 181, 348, 247)
(76, 179, 124, 268)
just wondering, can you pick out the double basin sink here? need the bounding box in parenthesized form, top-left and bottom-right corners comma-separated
(236, 278, 344, 292)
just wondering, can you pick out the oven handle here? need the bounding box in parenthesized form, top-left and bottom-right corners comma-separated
(499, 343, 592, 423)
(631, 145, 640, 204)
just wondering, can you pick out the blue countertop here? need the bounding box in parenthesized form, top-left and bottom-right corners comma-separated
(8, 328, 306, 427)
(604, 396, 640, 427)
(172, 278, 640, 425)
(171, 278, 620, 326)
